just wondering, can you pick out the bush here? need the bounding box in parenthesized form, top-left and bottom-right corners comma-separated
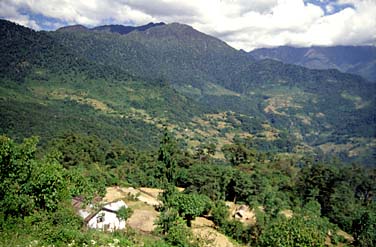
(116, 206, 133, 221)
(258, 214, 329, 247)
(155, 209, 199, 247)
(211, 200, 229, 226)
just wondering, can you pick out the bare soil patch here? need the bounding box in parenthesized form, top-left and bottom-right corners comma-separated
(104, 186, 162, 206)
(193, 227, 236, 247)
(127, 208, 159, 233)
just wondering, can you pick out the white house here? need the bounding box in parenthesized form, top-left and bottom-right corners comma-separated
(72, 197, 128, 232)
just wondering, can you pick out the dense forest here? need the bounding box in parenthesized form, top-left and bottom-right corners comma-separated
(1, 19, 375, 165)
(0, 18, 375, 246)
(0, 133, 375, 246)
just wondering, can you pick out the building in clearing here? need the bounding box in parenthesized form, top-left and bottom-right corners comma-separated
(72, 197, 127, 232)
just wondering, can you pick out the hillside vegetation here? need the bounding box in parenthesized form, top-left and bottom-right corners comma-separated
(0, 19, 375, 246)
(250, 45, 376, 82)
(1, 133, 375, 246)
(1, 19, 375, 164)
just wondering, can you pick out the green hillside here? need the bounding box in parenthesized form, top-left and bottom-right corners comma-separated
(0, 20, 204, 149)
(52, 21, 375, 165)
(0, 19, 375, 247)
(0, 19, 375, 164)
(250, 45, 376, 82)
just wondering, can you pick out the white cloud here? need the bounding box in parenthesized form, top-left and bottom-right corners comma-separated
(0, 0, 40, 30)
(0, 0, 375, 51)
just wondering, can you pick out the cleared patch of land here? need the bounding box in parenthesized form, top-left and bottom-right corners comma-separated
(103, 187, 244, 246)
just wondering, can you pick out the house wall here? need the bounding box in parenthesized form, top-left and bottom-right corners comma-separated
(87, 210, 126, 231)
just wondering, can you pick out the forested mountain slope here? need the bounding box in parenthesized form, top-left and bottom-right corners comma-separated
(52, 21, 376, 164)
(91, 22, 166, 35)
(0, 19, 375, 164)
(250, 46, 376, 82)
(0, 18, 375, 247)
(0, 19, 204, 148)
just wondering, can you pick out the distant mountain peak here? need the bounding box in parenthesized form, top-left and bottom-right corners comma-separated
(135, 22, 229, 45)
(55, 22, 166, 35)
(164, 22, 198, 32)
(140, 22, 166, 29)
(91, 22, 165, 35)
(250, 45, 376, 81)
(57, 24, 88, 32)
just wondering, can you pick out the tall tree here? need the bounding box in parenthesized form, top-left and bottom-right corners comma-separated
(158, 131, 178, 184)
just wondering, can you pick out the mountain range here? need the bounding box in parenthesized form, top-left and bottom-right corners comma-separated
(0, 19, 375, 165)
(57, 22, 166, 35)
(250, 46, 376, 82)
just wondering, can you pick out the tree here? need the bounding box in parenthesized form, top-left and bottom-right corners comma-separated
(0, 135, 100, 218)
(164, 192, 211, 227)
(258, 213, 330, 247)
(297, 163, 339, 215)
(211, 200, 229, 227)
(158, 132, 178, 184)
(327, 182, 357, 232)
(116, 206, 133, 221)
(222, 220, 251, 244)
(156, 208, 181, 235)
(182, 163, 233, 201)
(352, 208, 376, 247)
(175, 193, 211, 226)
(155, 208, 198, 247)
(159, 184, 180, 210)
(230, 170, 255, 203)
(222, 143, 253, 166)
(48, 133, 108, 168)
(207, 143, 216, 156)
(0, 136, 68, 217)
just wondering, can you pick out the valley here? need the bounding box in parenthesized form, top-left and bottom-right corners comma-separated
(0, 18, 375, 247)
(1, 19, 375, 165)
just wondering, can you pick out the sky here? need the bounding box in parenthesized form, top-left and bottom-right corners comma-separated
(0, 0, 375, 51)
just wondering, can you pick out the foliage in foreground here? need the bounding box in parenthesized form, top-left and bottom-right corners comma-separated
(0, 133, 375, 246)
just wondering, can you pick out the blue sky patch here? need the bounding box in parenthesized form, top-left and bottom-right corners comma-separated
(304, 0, 355, 15)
